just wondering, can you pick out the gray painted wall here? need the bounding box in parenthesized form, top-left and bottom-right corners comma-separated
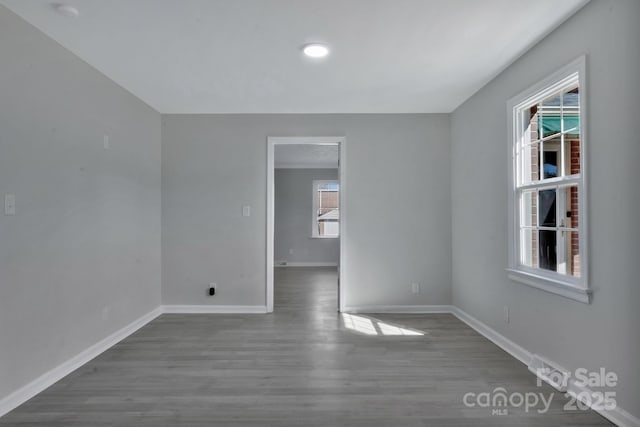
(162, 114, 451, 307)
(274, 169, 339, 265)
(0, 7, 161, 401)
(451, 0, 639, 417)
(7, 0, 635, 417)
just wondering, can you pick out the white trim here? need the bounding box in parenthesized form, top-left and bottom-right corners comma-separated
(528, 354, 640, 427)
(571, 395, 640, 427)
(267, 140, 275, 313)
(507, 269, 591, 303)
(612, 409, 640, 427)
(450, 306, 532, 365)
(452, 306, 639, 427)
(275, 262, 338, 268)
(506, 55, 589, 302)
(338, 137, 346, 313)
(1, 304, 637, 426)
(344, 305, 453, 314)
(267, 136, 347, 313)
(268, 136, 343, 145)
(0, 306, 162, 418)
(275, 163, 338, 169)
(343, 298, 640, 427)
(161, 305, 268, 314)
(349, 299, 634, 427)
(528, 354, 571, 391)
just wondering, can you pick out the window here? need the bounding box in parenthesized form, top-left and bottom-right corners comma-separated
(312, 180, 339, 238)
(507, 57, 589, 303)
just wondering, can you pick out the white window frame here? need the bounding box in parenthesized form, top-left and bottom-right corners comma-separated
(311, 180, 339, 239)
(506, 56, 590, 303)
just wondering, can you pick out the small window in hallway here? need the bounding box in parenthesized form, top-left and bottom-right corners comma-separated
(312, 180, 339, 238)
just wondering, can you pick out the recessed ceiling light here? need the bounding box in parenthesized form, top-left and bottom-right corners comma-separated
(303, 43, 330, 58)
(54, 4, 80, 18)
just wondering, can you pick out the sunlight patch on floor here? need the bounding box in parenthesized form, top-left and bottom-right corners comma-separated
(341, 313, 425, 336)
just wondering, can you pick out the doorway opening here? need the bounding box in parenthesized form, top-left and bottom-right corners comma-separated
(266, 137, 346, 313)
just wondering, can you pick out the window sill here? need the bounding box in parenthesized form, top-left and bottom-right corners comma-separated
(506, 268, 591, 304)
(310, 235, 339, 239)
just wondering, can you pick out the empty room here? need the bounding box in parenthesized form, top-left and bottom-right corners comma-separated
(0, 1, 638, 426)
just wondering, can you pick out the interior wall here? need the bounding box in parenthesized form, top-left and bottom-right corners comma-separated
(274, 168, 339, 265)
(0, 6, 162, 402)
(8, 0, 636, 418)
(450, 0, 639, 417)
(162, 114, 451, 308)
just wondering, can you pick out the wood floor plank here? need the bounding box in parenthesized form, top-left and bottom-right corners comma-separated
(1, 267, 612, 426)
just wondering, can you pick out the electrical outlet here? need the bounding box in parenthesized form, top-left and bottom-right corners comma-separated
(504, 306, 510, 323)
(411, 283, 420, 294)
(289, 248, 294, 255)
(4, 194, 16, 215)
(101, 307, 110, 321)
(209, 283, 216, 296)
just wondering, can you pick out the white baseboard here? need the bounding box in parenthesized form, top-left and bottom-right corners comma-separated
(564, 374, 640, 427)
(451, 307, 639, 427)
(450, 306, 531, 366)
(591, 405, 640, 427)
(275, 262, 338, 267)
(0, 304, 266, 417)
(344, 305, 453, 314)
(161, 305, 268, 314)
(2, 303, 637, 426)
(527, 353, 640, 427)
(528, 353, 571, 391)
(0, 306, 162, 418)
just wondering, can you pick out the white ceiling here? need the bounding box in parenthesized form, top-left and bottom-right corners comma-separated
(275, 145, 338, 169)
(1, 0, 588, 114)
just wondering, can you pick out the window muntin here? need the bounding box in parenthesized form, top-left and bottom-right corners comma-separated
(509, 59, 588, 301)
(312, 180, 339, 238)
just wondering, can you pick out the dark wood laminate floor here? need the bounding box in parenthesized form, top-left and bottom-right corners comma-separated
(1, 267, 611, 426)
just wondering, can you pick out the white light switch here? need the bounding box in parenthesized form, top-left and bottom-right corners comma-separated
(4, 194, 16, 215)
(103, 135, 110, 150)
(242, 205, 251, 217)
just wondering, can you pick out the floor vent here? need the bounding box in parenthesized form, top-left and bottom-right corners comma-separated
(528, 354, 570, 392)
